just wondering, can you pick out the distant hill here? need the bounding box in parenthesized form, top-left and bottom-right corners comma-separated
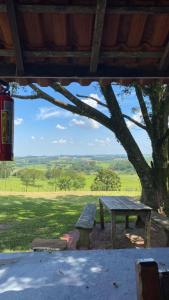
(13, 154, 151, 174)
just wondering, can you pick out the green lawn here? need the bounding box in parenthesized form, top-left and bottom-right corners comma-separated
(0, 192, 139, 252)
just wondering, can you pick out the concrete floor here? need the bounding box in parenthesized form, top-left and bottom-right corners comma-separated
(0, 248, 168, 299)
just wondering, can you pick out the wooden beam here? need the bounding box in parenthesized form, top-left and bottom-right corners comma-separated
(0, 63, 167, 79)
(90, 0, 107, 72)
(19, 5, 95, 14)
(0, 50, 163, 59)
(6, 0, 24, 75)
(16, 5, 169, 14)
(159, 41, 169, 70)
(0, 4, 6, 12)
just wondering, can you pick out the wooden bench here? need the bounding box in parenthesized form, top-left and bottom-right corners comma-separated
(31, 238, 67, 251)
(151, 211, 169, 246)
(75, 204, 96, 249)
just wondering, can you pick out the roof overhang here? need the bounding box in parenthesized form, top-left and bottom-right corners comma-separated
(1, 0, 169, 85)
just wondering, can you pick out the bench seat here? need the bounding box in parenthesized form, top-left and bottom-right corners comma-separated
(75, 204, 96, 249)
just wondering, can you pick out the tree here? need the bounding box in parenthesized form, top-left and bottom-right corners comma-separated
(68, 172, 85, 190)
(17, 168, 44, 191)
(110, 159, 135, 174)
(57, 175, 72, 191)
(46, 167, 85, 191)
(13, 82, 169, 213)
(0, 162, 15, 178)
(91, 168, 121, 191)
(46, 167, 62, 191)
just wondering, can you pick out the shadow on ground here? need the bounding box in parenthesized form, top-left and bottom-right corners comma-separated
(0, 195, 102, 251)
(91, 222, 167, 249)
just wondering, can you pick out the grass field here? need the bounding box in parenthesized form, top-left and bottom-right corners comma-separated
(0, 173, 141, 192)
(0, 191, 140, 252)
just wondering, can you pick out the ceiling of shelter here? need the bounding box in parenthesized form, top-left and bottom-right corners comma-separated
(0, 0, 169, 85)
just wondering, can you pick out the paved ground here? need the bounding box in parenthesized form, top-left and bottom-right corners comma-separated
(0, 248, 168, 299)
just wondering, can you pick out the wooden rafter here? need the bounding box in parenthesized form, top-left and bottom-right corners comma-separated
(0, 63, 166, 79)
(90, 0, 107, 72)
(1, 4, 169, 14)
(159, 41, 169, 70)
(0, 50, 163, 59)
(6, 0, 24, 75)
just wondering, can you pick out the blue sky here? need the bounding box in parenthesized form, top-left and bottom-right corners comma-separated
(13, 82, 151, 157)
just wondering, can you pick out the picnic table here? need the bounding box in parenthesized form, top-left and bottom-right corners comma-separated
(99, 196, 152, 248)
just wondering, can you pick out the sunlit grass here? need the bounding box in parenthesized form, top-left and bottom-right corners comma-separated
(0, 173, 141, 192)
(0, 192, 140, 252)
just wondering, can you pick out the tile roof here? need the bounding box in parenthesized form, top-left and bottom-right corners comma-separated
(0, 0, 169, 85)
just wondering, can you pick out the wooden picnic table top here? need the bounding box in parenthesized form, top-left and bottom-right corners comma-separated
(99, 196, 152, 212)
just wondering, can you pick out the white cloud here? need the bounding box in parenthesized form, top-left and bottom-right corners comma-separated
(82, 93, 99, 108)
(89, 119, 100, 129)
(40, 136, 44, 140)
(14, 118, 23, 126)
(37, 107, 71, 120)
(88, 142, 95, 147)
(37, 107, 61, 120)
(31, 136, 35, 140)
(56, 124, 67, 130)
(72, 119, 85, 126)
(69, 139, 74, 144)
(126, 110, 143, 129)
(95, 137, 112, 145)
(52, 139, 67, 144)
(71, 117, 100, 129)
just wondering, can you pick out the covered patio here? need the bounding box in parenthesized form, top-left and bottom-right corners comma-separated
(0, 248, 168, 300)
(0, 0, 169, 299)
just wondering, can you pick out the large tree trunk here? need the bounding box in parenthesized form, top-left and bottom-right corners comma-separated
(138, 163, 169, 214)
(136, 173, 168, 227)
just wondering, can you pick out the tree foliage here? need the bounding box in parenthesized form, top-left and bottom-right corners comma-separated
(0, 162, 15, 178)
(12, 81, 169, 213)
(17, 168, 44, 191)
(46, 167, 85, 191)
(91, 168, 121, 191)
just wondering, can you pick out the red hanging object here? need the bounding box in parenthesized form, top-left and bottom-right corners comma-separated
(0, 82, 13, 161)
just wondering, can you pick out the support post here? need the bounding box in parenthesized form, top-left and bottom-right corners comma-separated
(135, 259, 161, 300)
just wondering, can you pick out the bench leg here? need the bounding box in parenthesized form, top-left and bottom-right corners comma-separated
(111, 212, 116, 248)
(125, 215, 129, 229)
(99, 199, 104, 229)
(144, 211, 151, 248)
(77, 229, 92, 249)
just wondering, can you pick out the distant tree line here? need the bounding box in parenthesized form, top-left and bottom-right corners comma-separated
(0, 160, 125, 192)
(15, 167, 121, 192)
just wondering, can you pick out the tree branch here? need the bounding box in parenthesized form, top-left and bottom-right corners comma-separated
(76, 94, 107, 108)
(123, 114, 146, 130)
(28, 84, 82, 115)
(50, 82, 111, 129)
(99, 82, 151, 179)
(134, 85, 152, 136)
(12, 94, 39, 99)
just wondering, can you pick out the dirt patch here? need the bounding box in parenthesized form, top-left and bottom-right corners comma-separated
(90, 222, 167, 249)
